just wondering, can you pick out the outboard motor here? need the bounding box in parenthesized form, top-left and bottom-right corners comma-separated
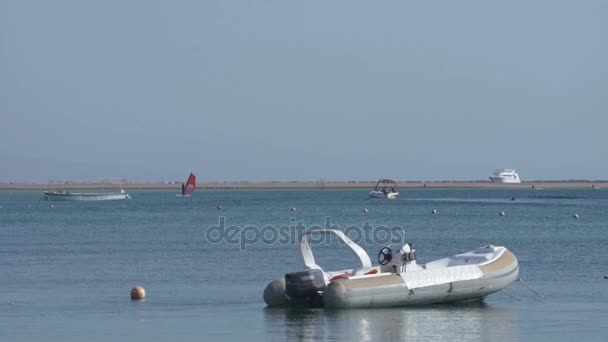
(285, 269, 326, 299)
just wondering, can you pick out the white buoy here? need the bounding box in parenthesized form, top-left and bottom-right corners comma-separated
(121, 204, 127, 208)
(499, 211, 506, 217)
(363, 208, 369, 213)
(130, 286, 146, 300)
(291, 207, 297, 212)
(573, 213, 580, 219)
(49, 204, 54, 208)
(432, 209, 438, 215)
(216, 205, 223, 210)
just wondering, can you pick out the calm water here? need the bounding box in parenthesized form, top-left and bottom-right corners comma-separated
(1, 189, 607, 341)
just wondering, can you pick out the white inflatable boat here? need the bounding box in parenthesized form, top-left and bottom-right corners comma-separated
(263, 230, 518, 309)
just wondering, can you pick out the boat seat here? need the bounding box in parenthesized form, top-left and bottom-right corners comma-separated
(329, 269, 378, 282)
(329, 273, 352, 281)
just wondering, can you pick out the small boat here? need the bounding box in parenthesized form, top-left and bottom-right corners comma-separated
(43, 189, 131, 201)
(369, 179, 399, 199)
(176, 173, 196, 197)
(263, 229, 518, 309)
(489, 169, 521, 183)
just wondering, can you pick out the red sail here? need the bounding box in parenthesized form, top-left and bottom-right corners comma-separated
(183, 173, 196, 195)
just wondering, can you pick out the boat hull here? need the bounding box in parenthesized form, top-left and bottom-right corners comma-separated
(43, 192, 131, 201)
(370, 191, 399, 199)
(489, 177, 521, 184)
(323, 250, 518, 308)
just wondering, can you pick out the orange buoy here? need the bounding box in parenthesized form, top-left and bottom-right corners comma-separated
(130, 286, 146, 300)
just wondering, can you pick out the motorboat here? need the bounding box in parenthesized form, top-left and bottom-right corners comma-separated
(176, 172, 196, 197)
(489, 169, 521, 183)
(43, 179, 131, 201)
(263, 229, 518, 309)
(369, 179, 399, 199)
(43, 189, 131, 201)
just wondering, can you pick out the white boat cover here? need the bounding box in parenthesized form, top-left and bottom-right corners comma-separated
(402, 265, 483, 290)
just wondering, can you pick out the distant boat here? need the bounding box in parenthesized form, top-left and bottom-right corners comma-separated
(489, 169, 521, 184)
(177, 173, 196, 197)
(43, 179, 131, 201)
(44, 189, 131, 201)
(370, 179, 399, 199)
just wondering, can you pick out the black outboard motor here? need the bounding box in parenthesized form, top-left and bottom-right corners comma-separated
(285, 269, 326, 299)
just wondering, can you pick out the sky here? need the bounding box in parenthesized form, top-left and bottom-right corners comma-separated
(1, 0, 607, 182)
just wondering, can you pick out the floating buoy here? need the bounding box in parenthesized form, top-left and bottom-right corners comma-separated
(363, 208, 369, 213)
(431, 209, 438, 215)
(49, 204, 54, 208)
(291, 207, 297, 212)
(121, 204, 127, 208)
(604, 274, 608, 279)
(216, 205, 223, 210)
(573, 213, 580, 219)
(130, 286, 146, 300)
(499, 211, 506, 217)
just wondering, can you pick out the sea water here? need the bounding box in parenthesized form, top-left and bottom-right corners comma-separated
(1, 188, 607, 341)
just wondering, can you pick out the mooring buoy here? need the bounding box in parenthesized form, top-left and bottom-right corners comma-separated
(363, 208, 369, 213)
(499, 211, 506, 217)
(291, 207, 297, 212)
(130, 286, 146, 300)
(432, 209, 438, 215)
(573, 213, 580, 219)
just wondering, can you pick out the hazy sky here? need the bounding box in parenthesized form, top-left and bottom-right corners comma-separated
(1, 1, 607, 182)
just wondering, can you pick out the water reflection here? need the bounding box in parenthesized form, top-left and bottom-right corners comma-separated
(264, 303, 518, 341)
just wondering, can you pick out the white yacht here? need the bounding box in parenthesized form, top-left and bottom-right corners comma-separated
(489, 169, 521, 183)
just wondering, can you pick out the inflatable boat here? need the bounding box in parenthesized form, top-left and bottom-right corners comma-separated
(263, 229, 518, 309)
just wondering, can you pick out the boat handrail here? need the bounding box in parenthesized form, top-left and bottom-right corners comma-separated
(299, 229, 372, 276)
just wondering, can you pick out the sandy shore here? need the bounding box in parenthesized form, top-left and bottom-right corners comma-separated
(0, 181, 605, 190)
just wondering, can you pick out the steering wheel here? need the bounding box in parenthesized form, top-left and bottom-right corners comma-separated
(378, 247, 393, 265)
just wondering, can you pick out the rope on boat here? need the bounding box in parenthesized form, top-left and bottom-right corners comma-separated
(501, 289, 532, 301)
(502, 277, 544, 302)
(518, 277, 545, 299)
